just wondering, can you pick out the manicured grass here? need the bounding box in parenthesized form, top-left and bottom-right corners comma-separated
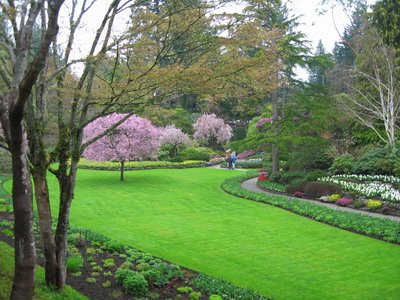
(6, 168, 400, 299)
(0, 242, 87, 299)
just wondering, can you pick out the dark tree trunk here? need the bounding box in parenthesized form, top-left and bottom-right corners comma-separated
(32, 172, 57, 286)
(9, 117, 36, 300)
(271, 91, 280, 173)
(272, 145, 280, 172)
(120, 161, 125, 181)
(55, 165, 76, 290)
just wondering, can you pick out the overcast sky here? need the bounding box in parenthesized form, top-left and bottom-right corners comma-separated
(289, 0, 377, 52)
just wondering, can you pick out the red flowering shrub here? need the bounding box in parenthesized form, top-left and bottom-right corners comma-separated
(336, 198, 353, 206)
(294, 191, 304, 198)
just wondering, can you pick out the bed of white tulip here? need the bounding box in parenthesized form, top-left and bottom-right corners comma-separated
(318, 174, 400, 203)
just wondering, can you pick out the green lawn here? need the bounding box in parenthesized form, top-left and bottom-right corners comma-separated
(9, 168, 400, 299)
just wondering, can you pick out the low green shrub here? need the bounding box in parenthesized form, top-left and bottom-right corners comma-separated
(122, 272, 148, 295)
(367, 200, 383, 210)
(191, 274, 267, 300)
(85, 277, 96, 283)
(102, 258, 116, 268)
(190, 292, 202, 299)
(329, 154, 355, 175)
(187, 152, 210, 162)
(353, 200, 365, 208)
(115, 269, 134, 284)
(92, 265, 103, 272)
(103, 280, 111, 288)
(86, 248, 96, 256)
(104, 241, 125, 253)
(169, 156, 185, 163)
(119, 261, 133, 270)
(209, 295, 223, 300)
(305, 170, 327, 182)
(66, 255, 83, 272)
(177, 287, 193, 293)
(269, 171, 283, 182)
(103, 271, 113, 277)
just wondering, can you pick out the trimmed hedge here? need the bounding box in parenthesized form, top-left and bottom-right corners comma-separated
(77, 159, 205, 170)
(221, 171, 400, 244)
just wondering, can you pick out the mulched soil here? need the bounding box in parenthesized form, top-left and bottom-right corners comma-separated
(0, 210, 209, 300)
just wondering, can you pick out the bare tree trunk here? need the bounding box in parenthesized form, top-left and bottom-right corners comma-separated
(32, 172, 57, 286)
(120, 161, 125, 181)
(55, 166, 77, 290)
(10, 117, 36, 300)
(271, 92, 280, 173)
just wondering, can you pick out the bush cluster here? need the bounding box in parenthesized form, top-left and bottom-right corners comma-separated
(330, 146, 400, 176)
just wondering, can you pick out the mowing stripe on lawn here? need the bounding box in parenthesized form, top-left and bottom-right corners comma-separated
(7, 168, 400, 299)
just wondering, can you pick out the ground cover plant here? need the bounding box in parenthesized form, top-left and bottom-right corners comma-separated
(0, 240, 87, 299)
(4, 168, 399, 299)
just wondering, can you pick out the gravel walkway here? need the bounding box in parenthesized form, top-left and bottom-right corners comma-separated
(242, 177, 400, 222)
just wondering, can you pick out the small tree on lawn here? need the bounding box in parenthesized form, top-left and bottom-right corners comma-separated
(159, 125, 192, 157)
(193, 114, 233, 151)
(83, 113, 161, 181)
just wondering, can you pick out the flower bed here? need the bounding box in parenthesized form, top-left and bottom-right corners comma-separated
(221, 171, 400, 244)
(319, 175, 400, 203)
(77, 159, 205, 170)
(220, 159, 264, 169)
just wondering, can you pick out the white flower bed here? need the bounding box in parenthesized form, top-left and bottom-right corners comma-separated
(318, 175, 400, 203)
(328, 174, 400, 185)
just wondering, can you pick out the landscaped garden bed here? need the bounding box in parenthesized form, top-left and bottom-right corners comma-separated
(255, 171, 400, 217)
(222, 171, 400, 244)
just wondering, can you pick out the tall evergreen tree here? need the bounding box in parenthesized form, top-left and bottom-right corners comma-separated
(308, 40, 334, 86)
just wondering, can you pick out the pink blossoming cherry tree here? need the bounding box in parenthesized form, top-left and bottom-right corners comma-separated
(83, 113, 161, 180)
(193, 114, 233, 150)
(159, 125, 192, 157)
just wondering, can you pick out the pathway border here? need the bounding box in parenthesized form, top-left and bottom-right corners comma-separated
(242, 177, 400, 222)
(207, 165, 400, 222)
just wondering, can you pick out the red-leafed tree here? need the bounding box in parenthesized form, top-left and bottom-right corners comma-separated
(159, 125, 192, 157)
(83, 113, 161, 181)
(193, 114, 233, 150)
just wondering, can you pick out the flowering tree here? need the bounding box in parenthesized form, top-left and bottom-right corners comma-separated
(159, 125, 192, 157)
(83, 113, 161, 181)
(193, 114, 233, 150)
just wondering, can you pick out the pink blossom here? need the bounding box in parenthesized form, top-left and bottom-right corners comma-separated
(82, 113, 161, 162)
(159, 125, 192, 156)
(159, 125, 192, 148)
(193, 114, 233, 149)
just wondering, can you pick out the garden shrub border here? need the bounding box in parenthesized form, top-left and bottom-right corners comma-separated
(76, 159, 206, 171)
(221, 171, 400, 244)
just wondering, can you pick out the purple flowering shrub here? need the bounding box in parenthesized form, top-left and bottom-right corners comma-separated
(336, 198, 353, 206)
(256, 117, 273, 129)
(237, 150, 256, 159)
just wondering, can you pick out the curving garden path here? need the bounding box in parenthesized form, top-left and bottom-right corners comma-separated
(209, 165, 400, 222)
(241, 177, 400, 222)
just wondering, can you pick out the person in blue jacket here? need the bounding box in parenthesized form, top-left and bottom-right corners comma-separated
(231, 155, 237, 170)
